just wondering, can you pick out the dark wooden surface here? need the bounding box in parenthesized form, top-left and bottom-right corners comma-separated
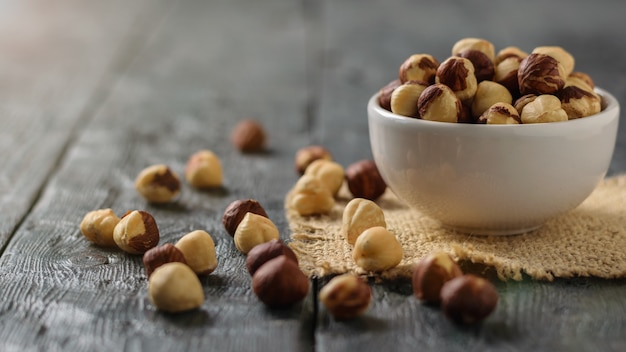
(0, 0, 625, 351)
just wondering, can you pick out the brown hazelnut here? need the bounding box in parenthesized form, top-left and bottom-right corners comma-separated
(222, 199, 268, 236)
(451, 38, 495, 63)
(471, 80, 513, 119)
(185, 150, 223, 189)
(148, 262, 204, 313)
(456, 49, 494, 82)
(520, 94, 568, 123)
(378, 79, 402, 111)
(252, 255, 310, 308)
(567, 71, 595, 90)
(556, 85, 601, 119)
(417, 83, 463, 123)
(390, 80, 430, 118)
(143, 243, 187, 278)
(532, 46, 575, 77)
(345, 160, 387, 201)
(246, 239, 298, 276)
(477, 102, 521, 125)
(353, 226, 403, 272)
(79, 208, 121, 247)
(398, 53, 440, 84)
(495, 46, 528, 65)
(319, 274, 372, 320)
(412, 252, 463, 304)
(113, 210, 160, 255)
(175, 230, 218, 275)
(230, 119, 266, 153)
(135, 164, 181, 203)
(440, 274, 498, 324)
(494, 56, 522, 97)
(517, 53, 565, 95)
(436, 56, 478, 103)
(294, 145, 332, 175)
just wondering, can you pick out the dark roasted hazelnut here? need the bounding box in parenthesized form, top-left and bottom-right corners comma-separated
(398, 53, 440, 84)
(222, 199, 268, 236)
(230, 119, 266, 153)
(436, 57, 477, 103)
(440, 274, 499, 324)
(143, 243, 187, 278)
(518, 53, 565, 95)
(417, 83, 463, 123)
(457, 49, 495, 82)
(478, 102, 521, 124)
(246, 239, 298, 276)
(294, 145, 333, 175)
(390, 80, 430, 118)
(252, 255, 310, 308)
(378, 79, 402, 111)
(345, 160, 387, 201)
(412, 252, 463, 304)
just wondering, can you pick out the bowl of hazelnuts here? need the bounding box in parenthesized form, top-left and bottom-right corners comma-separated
(368, 37, 620, 235)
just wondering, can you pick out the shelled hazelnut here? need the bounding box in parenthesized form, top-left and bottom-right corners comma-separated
(417, 83, 463, 123)
(341, 198, 386, 245)
(495, 46, 528, 65)
(246, 239, 298, 276)
(175, 230, 218, 276)
(304, 159, 345, 196)
(471, 80, 513, 119)
(290, 175, 335, 216)
(222, 199, 268, 237)
(143, 243, 187, 278)
(113, 210, 160, 255)
(435, 56, 477, 103)
(440, 274, 499, 324)
(456, 49, 494, 82)
(557, 85, 601, 120)
(451, 38, 496, 63)
(532, 46, 575, 77)
(345, 160, 387, 201)
(518, 53, 566, 95)
(520, 94, 568, 123)
(294, 145, 333, 175)
(319, 274, 372, 320)
(398, 53, 439, 84)
(390, 80, 430, 117)
(252, 255, 310, 308)
(567, 71, 595, 90)
(135, 164, 181, 203)
(230, 119, 266, 153)
(148, 262, 204, 313)
(233, 212, 280, 254)
(185, 150, 223, 189)
(352, 226, 403, 272)
(79, 208, 121, 248)
(478, 102, 521, 125)
(378, 79, 402, 111)
(412, 252, 463, 304)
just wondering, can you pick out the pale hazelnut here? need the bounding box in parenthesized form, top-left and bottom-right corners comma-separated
(352, 226, 403, 272)
(304, 159, 345, 196)
(222, 199, 268, 236)
(135, 164, 181, 203)
(148, 262, 204, 313)
(398, 53, 439, 84)
(494, 56, 522, 97)
(435, 56, 478, 103)
(175, 230, 218, 275)
(184, 150, 223, 189)
(291, 175, 335, 216)
(294, 145, 332, 175)
(143, 243, 187, 278)
(230, 119, 266, 153)
(495, 46, 528, 65)
(456, 49, 494, 82)
(252, 255, 310, 308)
(471, 80, 513, 119)
(246, 239, 298, 276)
(113, 210, 160, 255)
(451, 38, 495, 63)
(319, 274, 371, 320)
(390, 80, 430, 118)
(412, 252, 463, 304)
(513, 94, 538, 115)
(440, 274, 498, 324)
(520, 94, 568, 124)
(532, 46, 575, 77)
(378, 79, 402, 111)
(518, 53, 566, 95)
(556, 85, 601, 119)
(79, 208, 121, 247)
(233, 212, 280, 254)
(345, 160, 387, 201)
(341, 198, 386, 245)
(417, 83, 463, 123)
(567, 71, 595, 90)
(477, 102, 521, 125)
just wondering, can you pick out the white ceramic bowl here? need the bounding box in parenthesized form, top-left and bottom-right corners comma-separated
(368, 88, 620, 235)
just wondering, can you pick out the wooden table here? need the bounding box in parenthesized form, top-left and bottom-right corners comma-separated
(1, 0, 625, 351)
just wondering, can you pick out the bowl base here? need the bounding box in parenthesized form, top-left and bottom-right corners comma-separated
(442, 223, 544, 236)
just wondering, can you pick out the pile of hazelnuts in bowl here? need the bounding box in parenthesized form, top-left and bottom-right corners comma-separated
(378, 37, 601, 124)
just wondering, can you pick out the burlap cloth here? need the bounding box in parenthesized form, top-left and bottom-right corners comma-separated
(285, 175, 626, 281)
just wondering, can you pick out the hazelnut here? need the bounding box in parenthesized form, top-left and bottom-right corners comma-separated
(252, 255, 310, 308)
(345, 160, 387, 201)
(494, 56, 522, 97)
(440, 274, 498, 324)
(319, 274, 371, 320)
(184, 150, 223, 189)
(222, 199, 268, 236)
(556, 85, 601, 119)
(142, 243, 187, 278)
(532, 46, 575, 77)
(456, 49, 494, 82)
(304, 159, 345, 196)
(79, 208, 121, 247)
(567, 71, 595, 90)
(417, 83, 463, 123)
(134, 164, 181, 203)
(451, 38, 496, 63)
(291, 175, 335, 216)
(513, 94, 538, 114)
(341, 198, 386, 245)
(378, 79, 402, 111)
(495, 46, 528, 65)
(520, 94, 568, 124)
(398, 53, 440, 84)
(246, 239, 298, 276)
(352, 226, 403, 272)
(148, 262, 204, 313)
(477, 102, 521, 125)
(294, 145, 332, 175)
(113, 210, 160, 255)
(471, 80, 513, 119)
(175, 230, 218, 275)
(233, 212, 280, 254)
(435, 56, 477, 103)
(390, 80, 430, 118)
(412, 252, 463, 304)
(517, 53, 565, 95)
(230, 119, 266, 153)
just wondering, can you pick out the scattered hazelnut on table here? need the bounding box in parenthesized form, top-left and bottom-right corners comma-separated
(246, 239, 298, 276)
(440, 274, 499, 325)
(319, 274, 372, 320)
(557, 85, 601, 120)
(230, 119, 266, 153)
(252, 255, 310, 308)
(79, 208, 121, 248)
(143, 243, 187, 278)
(148, 262, 204, 313)
(390, 80, 430, 118)
(517, 53, 566, 95)
(291, 175, 335, 216)
(175, 230, 218, 276)
(345, 160, 387, 201)
(378, 79, 402, 111)
(412, 252, 463, 304)
(477, 102, 521, 125)
(185, 150, 223, 189)
(294, 145, 333, 175)
(341, 198, 386, 245)
(417, 83, 463, 123)
(304, 159, 345, 196)
(436, 56, 478, 103)
(135, 164, 181, 203)
(222, 199, 268, 237)
(352, 226, 403, 272)
(471, 80, 512, 119)
(520, 94, 568, 124)
(398, 53, 440, 84)
(234, 212, 280, 254)
(113, 210, 160, 255)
